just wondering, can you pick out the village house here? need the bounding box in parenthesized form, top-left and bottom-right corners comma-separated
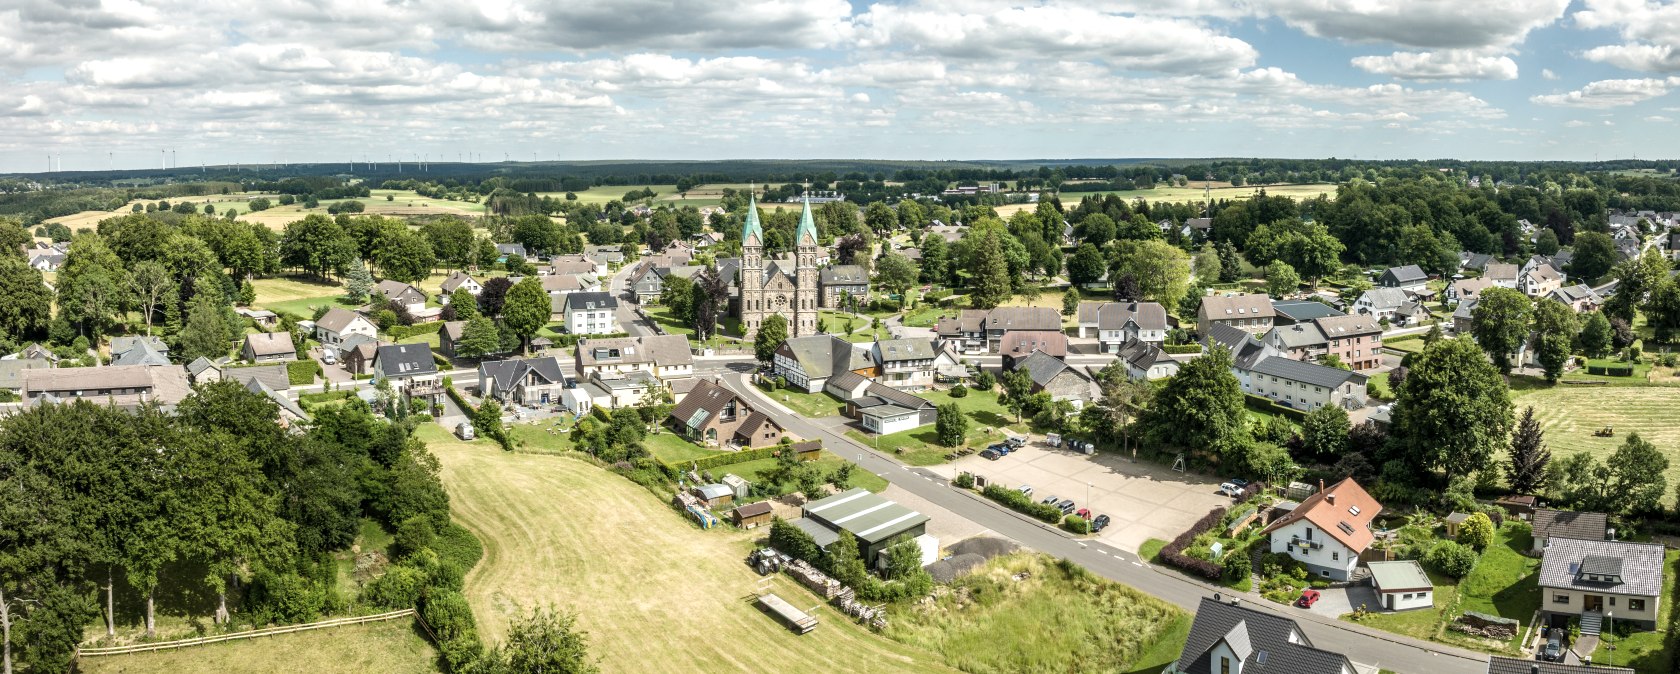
(1261, 477, 1381, 580)
(1483, 262, 1520, 289)
(1446, 277, 1494, 305)
(1163, 597, 1361, 674)
(574, 335, 694, 380)
(666, 378, 784, 448)
(314, 307, 379, 347)
(1487, 657, 1630, 674)
(495, 243, 530, 261)
(1539, 537, 1665, 630)
(870, 338, 938, 391)
(371, 343, 442, 402)
(547, 256, 600, 277)
(998, 330, 1068, 369)
(935, 307, 1062, 354)
(477, 356, 568, 406)
(1351, 287, 1408, 322)
(542, 273, 602, 297)
(241, 332, 297, 363)
(561, 370, 660, 413)
(1075, 301, 1169, 351)
(110, 335, 171, 367)
(439, 271, 483, 300)
(1209, 324, 1369, 411)
(846, 381, 938, 435)
(1197, 293, 1275, 335)
(560, 291, 619, 335)
(437, 321, 466, 358)
(1519, 263, 1564, 298)
(1009, 350, 1098, 407)
(1392, 300, 1432, 326)
(235, 307, 279, 329)
(628, 263, 664, 303)
(1116, 337, 1179, 380)
(585, 245, 625, 270)
(376, 280, 431, 316)
(1459, 251, 1493, 273)
(772, 335, 876, 393)
(22, 364, 193, 410)
(1531, 509, 1610, 553)
(1546, 284, 1604, 313)
(1378, 264, 1429, 291)
(1262, 314, 1383, 371)
(818, 265, 869, 308)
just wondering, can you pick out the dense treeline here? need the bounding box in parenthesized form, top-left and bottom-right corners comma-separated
(0, 387, 472, 673)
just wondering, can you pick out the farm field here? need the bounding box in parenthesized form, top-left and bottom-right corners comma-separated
(994, 182, 1339, 216)
(1517, 385, 1680, 505)
(251, 274, 356, 318)
(238, 190, 487, 229)
(78, 619, 439, 674)
(422, 424, 952, 674)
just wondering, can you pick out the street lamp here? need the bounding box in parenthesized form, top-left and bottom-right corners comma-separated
(1606, 611, 1614, 666)
(1085, 481, 1092, 534)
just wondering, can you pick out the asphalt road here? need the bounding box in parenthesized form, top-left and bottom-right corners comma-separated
(721, 371, 1489, 674)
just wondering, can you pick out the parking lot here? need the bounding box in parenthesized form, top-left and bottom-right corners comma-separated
(929, 442, 1233, 552)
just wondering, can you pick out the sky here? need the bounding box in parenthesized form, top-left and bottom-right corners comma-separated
(3, 0, 1680, 174)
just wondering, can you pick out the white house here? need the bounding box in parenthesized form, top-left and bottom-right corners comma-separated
(1519, 263, 1564, 298)
(1484, 263, 1519, 289)
(773, 335, 873, 393)
(1116, 337, 1179, 380)
(1367, 560, 1433, 611)
(573, 335, 694, 381)
(870, 338, 938, 391)
(439, 271, 483, 300)
(1539, 538, 1665, 630)
(314, 308, 379, 347)
(1260, 477, 1382, 581)
(1076, 301, 1168, 351)
(559, 292, 619, 335)
(1352, 287, 1408, 322)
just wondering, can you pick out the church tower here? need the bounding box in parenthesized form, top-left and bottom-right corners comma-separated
(794, 195, 819, 337)
(740, 193, 765, 337)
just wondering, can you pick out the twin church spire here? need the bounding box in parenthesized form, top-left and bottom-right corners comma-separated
(740, 188, 819, 249)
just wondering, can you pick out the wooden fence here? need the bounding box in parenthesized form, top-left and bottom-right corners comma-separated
(77, 609, 416, 657)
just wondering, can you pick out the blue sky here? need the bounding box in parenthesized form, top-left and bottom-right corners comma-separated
(2, 0, 1679, 174)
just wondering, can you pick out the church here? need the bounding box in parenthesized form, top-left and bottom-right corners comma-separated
(738, 194, 820, 339)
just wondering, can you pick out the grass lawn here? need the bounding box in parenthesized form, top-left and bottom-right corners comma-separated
(643, 431, 728, 465)
(883, 553, 1186, 674)
(1382, 336, 1426, 354)
(1445, 524, 1541, 654)
(419, 424, 949, 673)
(1341, 569, 1460, 641)
(252, 275, 358, 318)
(1138, 538, 1168, 562)
(1516, 386, 1680, 506)
(919, 388, 1027, 432)
(763, 386, 846, 418)
(902, 305, 945, 328)
(506, 422, 578, 454)
(728, 450, 890, 494)
(847, 423, 1007, 467)
(643, 305, 695, 338)
(1591, 548, 1678, 673)
(78, 619, 438, 674)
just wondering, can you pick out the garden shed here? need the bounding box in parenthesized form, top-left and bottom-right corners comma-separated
(731, 501, 774, 529)
(1443, 511, 1471, 538)
(693, 483, 734, 508)
(722, 474, 751, 500)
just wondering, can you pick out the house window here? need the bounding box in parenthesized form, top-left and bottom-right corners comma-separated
(1403, 593, 1412, 599)
(1220, 657, 1230, 674)
(1332, 552, 1339, 561)
(1554, 594, 1569, 605)
(1629, 599, 1645, 611)
(1609, 597, 1615, 607)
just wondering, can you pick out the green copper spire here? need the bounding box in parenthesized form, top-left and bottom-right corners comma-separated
(796, 193, 818, 246)
(741, 193, 763, 246)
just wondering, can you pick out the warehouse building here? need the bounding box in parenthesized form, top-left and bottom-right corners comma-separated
(795, 488, 935, 567)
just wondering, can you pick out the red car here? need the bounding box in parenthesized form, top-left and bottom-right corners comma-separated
(1076, 508, 1092, 519)
(1295, 590, 1320, 608)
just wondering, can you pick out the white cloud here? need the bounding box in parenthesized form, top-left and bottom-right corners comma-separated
(1563, 120, 1591, 127)
(1531, 77, 1680, 108)
(1646, 115, 1672, 122)
(1580, 43, 1680, 73)
(1352, 50, 1519, 80)
(1256, 0, 1570, 49)
(1573, 0, 1680, 73)
(1542, 68, 1560, 80)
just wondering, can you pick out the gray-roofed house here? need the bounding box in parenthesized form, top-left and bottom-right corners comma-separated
(437, 321, 466, 358)
(574, 335, 694, 380)
(818, 265, 869, 308)
(1486, 657, 1630, 674)
(870, 338, 937, 391)
(1484, 262, 1520, 288)
(1205, 323, 1366, 411)
(773, 335, 876, 393)
(1076, 301, 1168, 351)
(186, 357, 222, 384)
(1531, 509, 1609, 553)
(1451, 299, 1478, 335)
(1009, 350, 1097, 406)
(371, 343, 441, 402)
(1271, 300, 1345, 325)
(1197, 293, 1275, 336)
(0, 358, 49, 391)
(981, 307, 1062, 351)
(1164, 597, 1359, 674)
(1393, 300, 1433, 327)
(22, 365, 193, 410)
(1459, 251, 1493, 272)
(111, 336, 171, 367)
(1378, 264, 1428, 291)
(495, 243, 530, 261)
(1447, 277, 1494, 305)
(628, 263, 664, 303)
(1538, 538, 1665, 630)
(847, 381, 937, 434)
(439, 271, 482, 298)
(222, 363, 291, 393)
(1546, 284, 1604, 313)
(1116, 337, 1179, 380)
(560, 292, 619, 335)
(1352, 287, 1409, 322)
(235, 307, 279, 328)
(241, 332, 297, 363)
(477, 356, 568, 406)
(1367, 560, 1433, 611)
(376, 280, 429, 315)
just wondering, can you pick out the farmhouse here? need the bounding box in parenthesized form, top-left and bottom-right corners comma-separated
(1366, 560, 1433, 611)
(1378, 265, 1428, 291)
(1260, 477, 1381, 580)
(667, 378, 784, 448)
(1352, 287, 1408, 322)
(315, 308, 378, 347)
(560, 292, 619, 335)
(1075, 301, 1168, 350)
(241, 332, 297, 363)
(1538, 538, 1664, 630)
(773, 335, 876, 393)
(797, 488, 932, 567)
(1164, 597, 1360, 674)
(817, 265, 869, 308)
(870, 338, 938, 391)
(1198, 293, 1274, 335)
(1531, 509, 1609, 553)
(574, 335, 693, 380)
(477, 356, 568, 406)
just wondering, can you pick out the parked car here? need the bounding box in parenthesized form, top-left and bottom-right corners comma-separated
(979, 448, 1000, 461)
(320, 350, 337, 365)
(1228, 478, 1249, 488)
(1005, 436, 1027, 448)
(1541, 630, 1564, 662)
(1041, 495, 1060, 505)
(1075, 508, 1091, 519)
(1055, 499, 1075, 514)
(1218, 482, 1244, 497)
(1295, 589, 1320, 608)
(987, 443, 1010, 455)
(1017, 484, 1033, 496)
(1091, 514, 1111, 532)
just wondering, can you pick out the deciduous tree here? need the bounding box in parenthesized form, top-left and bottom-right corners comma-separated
(935, 403, 968, 447)
(1142, 345, 1246, 456)
(1579, 311, 1612, 358)
(1391, 337, 1512, 481)
(500, 277, 550, 354)
(1530, 298, 1578, 383)
(0, 259, 52, 341)
(1469, 287, 1532, 374)
(754, 314, 788, 365)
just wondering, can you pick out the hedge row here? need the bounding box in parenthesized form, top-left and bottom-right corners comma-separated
(1158, 507, 1229, 579)
(445, 386, 472, 418)
(550, 332, 631, 348)
(670, 444, 781, 470)
(1244, 395, 1308, 420)
(981, 484, 1064, 524)
(287, 359, 323, 385)
(1162, 344, 1203, 354)
(1586, 364, 1634, 376)
(387, 321, 443, 342)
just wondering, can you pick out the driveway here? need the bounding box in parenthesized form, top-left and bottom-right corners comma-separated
(927, 442, 1231, 552)
(1300, 583, 1382, 618)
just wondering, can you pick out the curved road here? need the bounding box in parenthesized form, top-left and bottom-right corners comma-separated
(720, 371, 1488, 674)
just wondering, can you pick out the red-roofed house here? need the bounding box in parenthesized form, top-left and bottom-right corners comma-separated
(1260, 478, 1383, 581)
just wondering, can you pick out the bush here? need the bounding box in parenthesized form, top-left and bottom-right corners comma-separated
(981, 484, 1063, 523)
(419, 589, 482, 673)
(1158, 508, 1228, 580)
(1426, 540, 1477, 578)
(363, 563, 429, 608)
(949, 385, 968, 398)
(953, 472, 975, 489)
(769, 517, 821, 563)
(1062, 515, 1089, 534)
(247, 571, 326, 624)
(1161, 343, 1203, 354)
(1457, 512, 1495, 551)
(433, 523, 484, 572)
(683, 445, 779, 470)
(394, 515, 437, 560)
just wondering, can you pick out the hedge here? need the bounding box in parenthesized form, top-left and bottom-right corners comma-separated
(1586, 364, 1635, 376)
(287, 359, 322, 385)
(445, 386, 473, 418)
(1158, 508, 1228, 579)
(1162, 344, 1203, 354)
(386, 321, 443, 342)
(550, 332, 632, 348)
(299, 390, 354, 408)
(669, 445, 781, 470)
(1244, 395, 1308, 420)
(981, 484, 1064, 524)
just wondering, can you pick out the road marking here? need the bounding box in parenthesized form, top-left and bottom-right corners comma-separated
(1077, 542, 1087, 548)
(1096, 549, 1107, 555)
(1131, 562, 1143, 567)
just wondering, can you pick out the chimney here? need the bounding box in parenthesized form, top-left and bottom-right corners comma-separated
(1530, 665, 1538, 674)
(1327, 493, 1335, 505)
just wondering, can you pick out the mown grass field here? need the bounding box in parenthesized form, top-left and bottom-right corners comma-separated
(79, 619, 438, 674)
(884, 553, 1186, 674)
(1517, 386, 1680, 505)
(995, 182, 1339, 215)
(421, 424, 953, 673)
(251, 275, 356, 318)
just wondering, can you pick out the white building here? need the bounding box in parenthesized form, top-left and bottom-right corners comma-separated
(314, 308, 379, 347)
(1367, 560, 1433, 611)
(1260, 477, 1382, 581)
(560, 291, 619, 335)
(1076, 301, 1168, 351)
